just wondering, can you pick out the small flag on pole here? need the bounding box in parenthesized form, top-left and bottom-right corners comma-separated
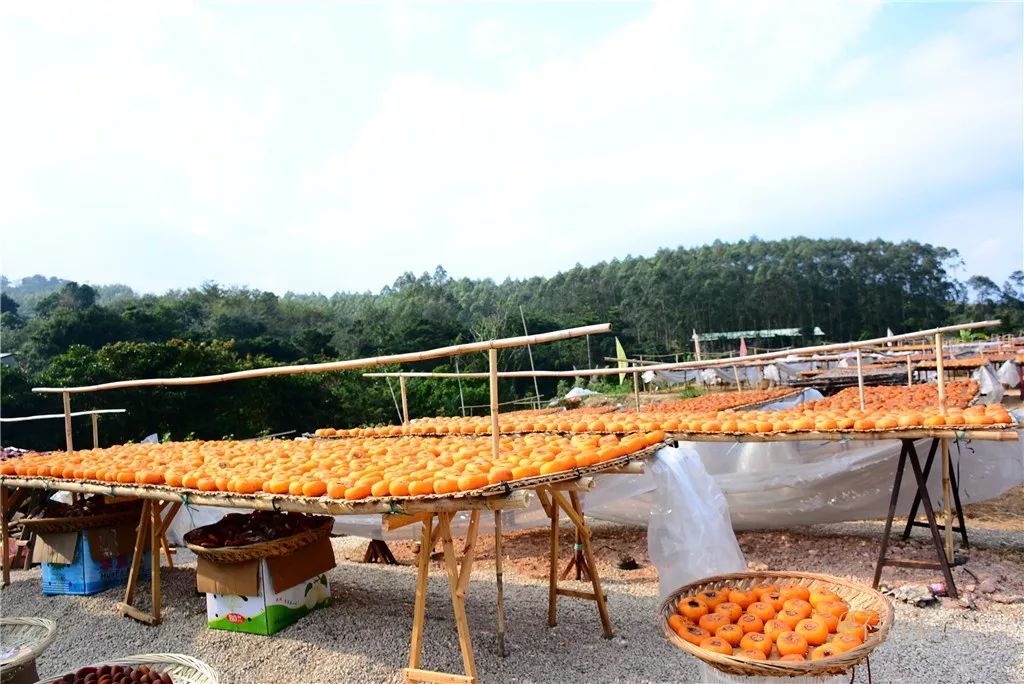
(615, 337, 628, 385)
(739, 337, 748, 357)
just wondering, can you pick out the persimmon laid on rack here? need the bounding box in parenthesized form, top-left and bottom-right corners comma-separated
(0, 431, 666, 502)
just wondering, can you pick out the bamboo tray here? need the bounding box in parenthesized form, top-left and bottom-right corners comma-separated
(659, 571, 893, 677)
(183, 516, 333, 564)
(17, 503, 143, 534)
(36, 653, 218, 684)
(0, 617, 56, 682)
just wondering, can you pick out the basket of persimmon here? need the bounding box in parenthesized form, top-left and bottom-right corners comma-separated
(658, 571, 893, 677)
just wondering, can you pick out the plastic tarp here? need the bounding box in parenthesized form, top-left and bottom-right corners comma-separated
(997, 360, 1020, 388)
(645, 446, 746, 600)
(972, 364, 1005, 404)
(582, 428, 1024, 530)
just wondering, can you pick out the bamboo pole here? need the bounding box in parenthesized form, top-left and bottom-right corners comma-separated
(386, 378, 403, 424)
(935, 333, 946, 415)
(454, 356, 466, 417)
(34, 323, 612, 394)
(408, 515, 432, 671)
(91, 414, 100, 449)
(150, 499, 162, 622)
(62, 392, 73, 454)
(906, 356, 913, 387)
(520, 306, 542, 410)
(665, 429, 1017, 443)
(364, 320, 1001, 382)
(488, 349, 500, 462)
(0, 408, 126, 423)
(856, 349, 866, 410)
(400, 376, 410, 426)
(632, 367, 641, 413)
(732, 366, 741, 392)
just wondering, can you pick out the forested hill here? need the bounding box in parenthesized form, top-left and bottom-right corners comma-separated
(2, 237, 1022, 450)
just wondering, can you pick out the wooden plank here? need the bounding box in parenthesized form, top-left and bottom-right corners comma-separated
(547, 478, 594, 492)
(549, 490, 590, 536)
(402, 668, 476, 684)
(117, 602, 160, 625)
(556, 588, 598, 601)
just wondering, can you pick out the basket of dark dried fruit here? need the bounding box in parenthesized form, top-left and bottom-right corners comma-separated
(37, 654, 217, 684)
(183, 511, 333, 564)
(17, 497, 143, 534)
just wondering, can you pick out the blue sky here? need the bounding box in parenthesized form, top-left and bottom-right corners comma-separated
(1, 1, 1021, 295)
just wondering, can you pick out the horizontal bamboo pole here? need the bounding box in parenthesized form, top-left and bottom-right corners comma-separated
(0, 477, 530, 515)
(670, 428, 1018, 443)
(33, 324, 611, 394)
(364, 321, 1001, 381)
(0, 408, 127, 423)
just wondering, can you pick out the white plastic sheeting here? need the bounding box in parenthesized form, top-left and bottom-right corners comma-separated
(997, 360, 1020, 388)
(972, 364, 1005, 404)
(645, 446, 746, 600)
(582, 430, 1024, 530)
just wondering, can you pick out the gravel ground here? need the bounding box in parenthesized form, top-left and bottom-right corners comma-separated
(3, 526, 1023, 684)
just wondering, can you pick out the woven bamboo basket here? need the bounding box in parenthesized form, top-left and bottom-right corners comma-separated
(659, 571, 893, 678)
(36, 653, 218, 684)
(183, 516, 332, 564)
(0, 618, 57, 683)
(18, 504, 143, 534)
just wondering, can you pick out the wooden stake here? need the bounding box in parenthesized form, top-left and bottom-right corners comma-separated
(1, 486, 9, 587)
(121, 500, 151, 611)
(62, 392, 73, 454)
(408, 516, 433, 671)
(906, 356, 913, 388)
(520, 305, 542, 410)
(548, 491, 559, 627)
(732, 366, 741, 392)
(942, 438, 954, 563)
(454, 356, 466, 417)
(488, 349, 500, 462)
(400, 376, 410, 426)
(150, 499, 162, 622)
(935, 333, 946, 416)
(91, 413, 99, 448)
(632, 367, 641, 413)
(494, 510, 507, 657)
(856, 349, 865, 410)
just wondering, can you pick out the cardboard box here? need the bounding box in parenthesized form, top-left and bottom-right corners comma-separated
(197, 535, 334, 636)
(32, 525, 149, 596)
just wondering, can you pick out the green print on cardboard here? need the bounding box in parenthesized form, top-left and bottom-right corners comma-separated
(207, 574, 330, 635)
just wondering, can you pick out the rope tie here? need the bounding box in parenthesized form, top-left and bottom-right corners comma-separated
(573, 543, 583, 551)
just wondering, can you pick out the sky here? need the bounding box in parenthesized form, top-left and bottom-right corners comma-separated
(1, 1, 1022, 296)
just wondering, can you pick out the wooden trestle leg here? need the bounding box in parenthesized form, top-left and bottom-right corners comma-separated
(873, 439, 959, 599)
(118, 499, 170, 625)
(540, 485, 613, 639)
(404, 511, 482, 684)
(1, 485, 9, 587)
